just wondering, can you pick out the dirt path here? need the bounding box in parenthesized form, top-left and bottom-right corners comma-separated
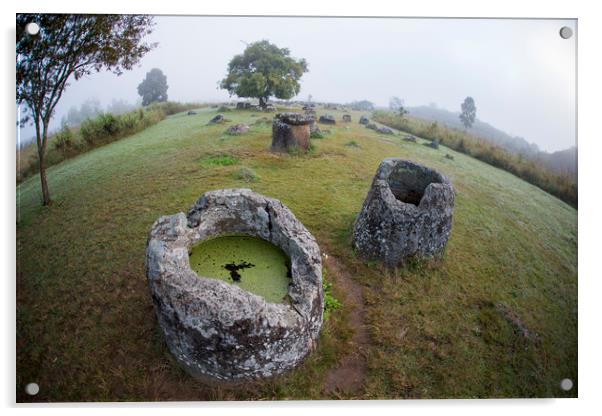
(322, 254, 370, 397)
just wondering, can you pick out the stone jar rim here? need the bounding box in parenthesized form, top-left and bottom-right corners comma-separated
(275, 112, 314, 126)
(149, 189, 323, 319)
(376, 158, 453, 210)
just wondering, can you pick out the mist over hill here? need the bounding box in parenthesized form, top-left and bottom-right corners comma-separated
(405, 105, 577, 178)
(536, 146, 577, 177)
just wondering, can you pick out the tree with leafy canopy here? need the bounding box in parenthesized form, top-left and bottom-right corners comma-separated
(137, 68, 168, 106)
(389, 96, 403, 112)
(220, 40, 308, 108)
(17, 14, 155, 206)
(389, 96, 409, 120)
(459, 96, 477, 130)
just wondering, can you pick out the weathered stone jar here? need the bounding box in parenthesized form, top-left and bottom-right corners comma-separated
(271, 112, 314, 152)
(353, 158, 455, 267)
(146, 189, 324, 382)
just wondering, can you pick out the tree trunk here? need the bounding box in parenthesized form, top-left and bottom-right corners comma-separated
(35, 118, 52, 206)
(259, 96, 267, 108)
(38, 153, 51, 206)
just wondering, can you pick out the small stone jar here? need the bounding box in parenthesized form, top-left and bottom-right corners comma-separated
(353, 158, 455, 267)
(271, 112, 314, 152)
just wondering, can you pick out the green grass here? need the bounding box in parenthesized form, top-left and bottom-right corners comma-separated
(200, 154, 239, 166)
(16, 106, 577, 401)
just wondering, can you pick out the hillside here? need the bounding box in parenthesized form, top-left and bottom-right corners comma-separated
(16, 107, 577, 401)
(536, 146, 578, 177)
(406, 105, 576, 177)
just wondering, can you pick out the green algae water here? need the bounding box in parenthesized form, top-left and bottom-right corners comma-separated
(189, 235, 291, 303)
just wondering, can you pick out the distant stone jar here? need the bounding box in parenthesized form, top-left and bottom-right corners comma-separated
(342, 114, 352, 122)
(208, 114, 224, 125)
(146, 189, 324, 382)
(318, 115, 336, 125)
(353, 158, 455, 267)
(271, 112, 314, 152)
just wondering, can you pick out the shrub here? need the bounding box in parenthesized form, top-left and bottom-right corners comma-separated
(52, 122, 75, 154)
(79, 117, 102, 144)
(322, 271, 342, 322)
(310, 130, 324, 139)
(98, 113, 119, 136)
(148, 101, 199, 116)
(118, 112, 139, 132)
(233, 167, 260, 182)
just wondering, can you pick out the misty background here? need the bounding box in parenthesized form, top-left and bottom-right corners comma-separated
(17, 16, 576, 153)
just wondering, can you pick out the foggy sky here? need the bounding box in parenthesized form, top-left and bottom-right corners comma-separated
(18, 16, 576, 152)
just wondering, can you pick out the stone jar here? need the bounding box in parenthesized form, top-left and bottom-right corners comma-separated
(146, 189, 324, 383)
(353, 158, 455, 267)
(271, 112, 314, 152)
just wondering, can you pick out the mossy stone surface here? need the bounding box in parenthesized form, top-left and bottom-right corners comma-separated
(189, 235, 290, 304)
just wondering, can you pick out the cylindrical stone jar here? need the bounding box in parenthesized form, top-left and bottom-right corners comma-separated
(146, 189, 324, 383)
(271, 112, 314, 152)
(352, 158, 455, 267)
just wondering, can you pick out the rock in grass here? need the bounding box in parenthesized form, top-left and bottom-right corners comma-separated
(304, 107, 319, 134)
(146, 189, 324, 382)
(187, 110, 197, 116)
(424, 139, 439, 149)
(445, 153, 454, 160)
(376, 126, 394, 135)
(366, 123, 378, 130)
(303, 105, 316, 117)
(318, 115, 336, 125)
(359, 115, 369, 125)
(226, 123, 250, 135)
(353, 158, 455, 268)
(208, 114, 224, 125)
(403, 134, 416, 142)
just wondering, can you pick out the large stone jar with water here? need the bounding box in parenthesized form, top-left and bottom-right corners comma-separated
(145, 189, 324, 382)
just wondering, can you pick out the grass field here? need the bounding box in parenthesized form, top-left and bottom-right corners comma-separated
(16, 106, 577, 401)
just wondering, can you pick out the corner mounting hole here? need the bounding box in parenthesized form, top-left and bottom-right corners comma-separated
(25, 382, 39, 395)
(560, 378, 573, 391)
(25, 22, 40, 36)
(559, 26, 573, 39)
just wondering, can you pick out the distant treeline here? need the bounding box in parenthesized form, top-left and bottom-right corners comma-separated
(17, 102, 198, 183)
(372, 110, 577, 208)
